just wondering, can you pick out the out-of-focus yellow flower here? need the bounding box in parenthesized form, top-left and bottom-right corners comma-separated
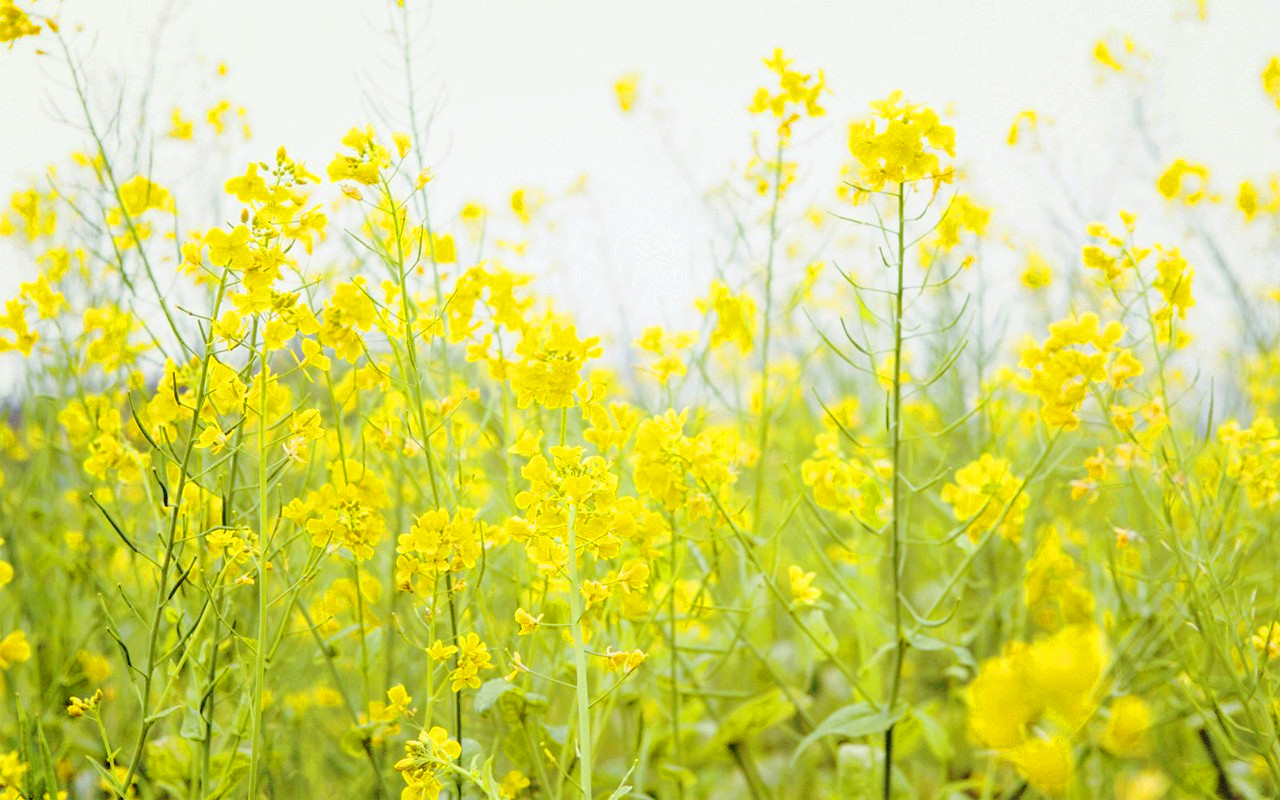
(614, 72, 639, 112)
(1005, 735, 1073, 797)
(1263, 56, 1280, 109)
(787, 565, 821, 606)
(747, 49, 825, 141)
(1007, 109, 1039, 147)
(941, 454, 1028, 543)
(1156, 158, 1211, 205)
(1252, 622, 1280, 659)
(1021, 251, 1053, 289)
(696, 279, 756, 354)
(0, 0, 45, 43)
(1100, 695, 1152, 758)
(0, 630, 31, 669)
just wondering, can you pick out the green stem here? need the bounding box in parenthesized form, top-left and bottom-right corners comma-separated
(566, 505, 593, 799)
(248, 325, 271, 799)
(752, 137, 785, 536)
(882, 182, 907, 800)
(668, 512, 682, 799)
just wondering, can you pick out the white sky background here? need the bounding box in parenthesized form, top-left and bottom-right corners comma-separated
(1, 0, 1278, 353)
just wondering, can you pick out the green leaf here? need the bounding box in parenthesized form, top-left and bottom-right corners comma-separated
(338, 725, 372, 758)
(709, 688, 797, 748)
(605, 759, 639, 800)
(913, 707, 954, 762)
(17, 702, 58, 799)
(180, 707, 207, 741)
(906, 631, 950, 651)
(474, 678, 516, 715)
(791, 703, 902, 764)
(541, 722, 569, 746)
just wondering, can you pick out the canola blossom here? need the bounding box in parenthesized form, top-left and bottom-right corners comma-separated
(1, 8, 1280, 800)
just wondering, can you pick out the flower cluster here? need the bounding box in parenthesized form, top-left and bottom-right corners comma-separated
(395, 508, 486, 592)
(844, 91, 955, 199)
(695, 279, 756, 354)
(632, 409, 748, 520)
(940, 454, 1028, 543)
(967, 624, 1108, 794)
(747, 48, 826, 140)
(394, 726, 462, 800)
(510, 320, 601, 409)
(1017, 313, 1140, 430)
(1217, 415, 1280, 508)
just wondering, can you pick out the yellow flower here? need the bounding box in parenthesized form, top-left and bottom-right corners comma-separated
(602, 646, 646, 673)
(1251, 622, 1280, 659)
(1006, 735, 1072, 796)
(207, 100, 231, 135)
(326, 125, 391, 185)
(515, 608, 542, 635)
(1093, 36, 1143, 74)
(1025, 624, 1107, 728)
(395, 508, 483, 591)
(967, 624, 1107, 750)
(1156, 158, 1211, 204)
(448, 632, 492, 691)
(1024, 529, 1095, 632)
(1238, 180, 1259, 222)
(921, 194, 990, 256)
(194, 423, 230, 454)
(1094, 40, 1124, 71)
(1021, 251, 1053, 289)
(968, 646, 1041, 749)
(633, 326, 696, 385)
(940, 454, 1028, 543)
(1007, 109, 1039, 146)
(1115, 769, 1170, 800)
(0, 0, 44, 43)
(426, 639, 458, 662)
(511, 188, 536, 224)
(747, 49, 825, 141)
(168, 108, 194, 140)
(301, 464, 389, 560)
(1218, 416, 1280, 508)
(1101, 695, 1152, 758)
(430, 232, 456, 263)
(509, 321, 601, 409)
(19, 272, 65, 319)
(66, 689, 104, 718)
(695, 280, 756, 353)
(320, 279, 377, 362)
(500, 770, 531, 798)
(205, 225, 252, 269)
(392, 131, 411, 159)
(614, 72, 639, 112)
(0, 630, 31, 669)
(1017, 312, 1131, 430)
(395, 726, 462, 800)
(845, 90, 954, 199)
(787, 565, 821, 606)
(1263, 56, 1280, 108)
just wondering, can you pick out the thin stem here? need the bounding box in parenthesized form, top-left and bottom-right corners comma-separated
(668, 512, 683, 799)
(247, 323, 271, 799)
(752, 137, 785, 536)
(882, 181, 907, 799)
(565, 505, 593, 799)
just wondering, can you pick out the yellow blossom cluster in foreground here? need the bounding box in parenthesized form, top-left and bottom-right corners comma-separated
(1, 11, 1280, 800)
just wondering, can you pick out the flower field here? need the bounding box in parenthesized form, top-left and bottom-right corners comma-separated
(1, 2, 1280, 798)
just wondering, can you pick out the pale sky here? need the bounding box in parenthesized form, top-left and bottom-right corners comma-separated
(1, 0, 1277, 345)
